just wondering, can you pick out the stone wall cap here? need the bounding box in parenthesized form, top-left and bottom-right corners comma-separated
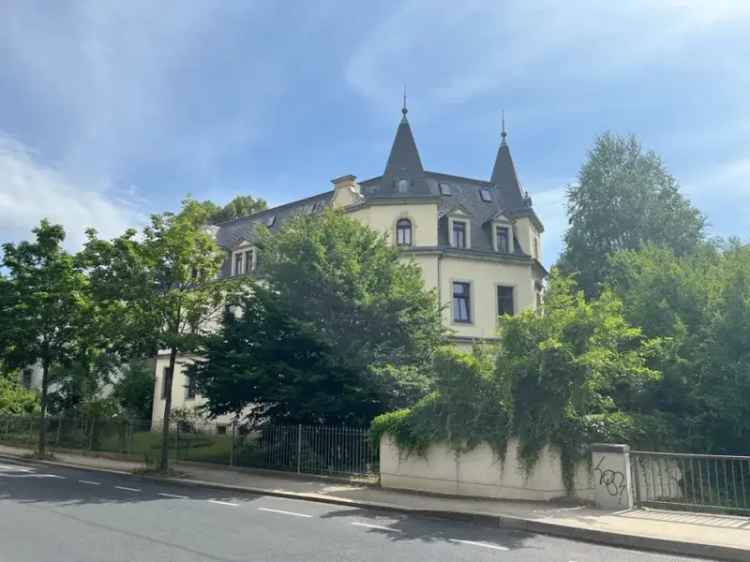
(591, 443, 630, 453)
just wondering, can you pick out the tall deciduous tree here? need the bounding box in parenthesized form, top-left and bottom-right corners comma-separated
(0, 221, 90, 455)
(258, 210, 444, 383)
(559, 132, 705, 296)
(191, 286, 375, 424)
(191, 210, 444, 424)
(81, 200, 227, 471)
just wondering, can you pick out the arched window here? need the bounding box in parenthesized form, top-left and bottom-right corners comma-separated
(396, 218, 412, 246)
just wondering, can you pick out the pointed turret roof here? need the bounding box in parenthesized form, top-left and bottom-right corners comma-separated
(490, 117, 526, 210)
(374, 104, 433, 198)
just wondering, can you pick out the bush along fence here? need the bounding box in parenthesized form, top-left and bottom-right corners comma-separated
(0, 414, 378, 477)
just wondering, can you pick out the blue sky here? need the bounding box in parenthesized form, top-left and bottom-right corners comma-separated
(1, 1, 748, 267)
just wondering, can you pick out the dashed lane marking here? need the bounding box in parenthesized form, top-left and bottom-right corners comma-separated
(0, 464, 33, 472)
(78, 480, 101, 486)
(257, 507, 312, 518)
(450, 539, 510, 551)
(114, 486, 141, 492)
(208, 500, 239, 507)
(351, 522, 403, 533)
(158, 492, 187, 499)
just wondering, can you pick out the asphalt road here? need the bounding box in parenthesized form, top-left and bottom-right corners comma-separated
(0, 457, 713, 562)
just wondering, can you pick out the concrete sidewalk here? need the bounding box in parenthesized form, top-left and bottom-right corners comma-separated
(2, 444, 749, 561)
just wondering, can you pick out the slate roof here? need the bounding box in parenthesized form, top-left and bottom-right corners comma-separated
(213, 110, 541, 276)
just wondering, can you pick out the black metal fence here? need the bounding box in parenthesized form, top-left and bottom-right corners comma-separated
(0, 415, 378, 478)
(631, 450, 750, 515)
(233, 424, 377, 476)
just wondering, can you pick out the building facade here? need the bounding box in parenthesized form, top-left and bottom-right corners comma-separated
(151, 108, 545, 426)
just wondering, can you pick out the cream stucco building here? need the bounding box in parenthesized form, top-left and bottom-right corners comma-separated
(151, 107, 545, 427)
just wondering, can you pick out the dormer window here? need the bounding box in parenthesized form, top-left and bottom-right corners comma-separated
(233, 252, 244, 276)
(232, 244, 257, 276)
(396, 178, 410, 193)
(452, 221, 467, 249)
(496, 226, 510, 253)
(396, 218, 412, 246)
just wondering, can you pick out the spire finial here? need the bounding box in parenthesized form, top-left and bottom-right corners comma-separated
(501, 110, 507, 144)
(402, 85, 408, 116)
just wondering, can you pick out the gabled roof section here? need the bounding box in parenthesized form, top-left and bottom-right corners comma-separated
(490, 127, 526, 210)
(370, 108, 434, 198)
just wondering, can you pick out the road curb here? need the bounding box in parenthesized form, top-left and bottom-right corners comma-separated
(2, 452, 747, 561)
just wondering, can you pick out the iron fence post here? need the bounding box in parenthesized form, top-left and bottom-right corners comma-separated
(230, 419, 236, 467)
(297, 424, 302, 474)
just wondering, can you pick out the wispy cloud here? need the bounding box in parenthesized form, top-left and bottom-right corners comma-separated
(0, 133, 144, 251)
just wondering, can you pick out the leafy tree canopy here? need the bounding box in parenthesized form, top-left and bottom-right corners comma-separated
(0, 370, 39, 415)
(0, 220, 90, 454)
(112, 360, 156, 422)
(605, 242, 750, 454)
(80, 199, 229, 470)
(373, 270, 664, 488)
(194, 195, 268, 225)
(559, 132, 705, 296)
(192, 210, 444, 425)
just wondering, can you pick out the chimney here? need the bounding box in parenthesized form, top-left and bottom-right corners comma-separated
(330, 174, 360, 209)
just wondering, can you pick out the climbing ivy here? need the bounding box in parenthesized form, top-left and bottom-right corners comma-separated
(372, 271, 665, 494)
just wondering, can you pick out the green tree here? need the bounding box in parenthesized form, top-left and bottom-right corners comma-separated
(0, 370, 39, 415)
(191, 286, 378, 424)
(606, 243, 750, 454)
(208, 195, 267, 224)
(193, 210, 444, 425)
(81, 200, 228, 471)
(374, 271, 664, 487)
(258, 210, 444, 387)
(112, 360, 155, 423)
(0, 220, 90, 455)
(559, 132, 705, 296)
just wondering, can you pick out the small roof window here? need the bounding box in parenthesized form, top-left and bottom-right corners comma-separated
(396, 178, 410, 193)
(266, 215, 276, 227)
(479, 188, 493, 202)
(439, 183, 452, 195)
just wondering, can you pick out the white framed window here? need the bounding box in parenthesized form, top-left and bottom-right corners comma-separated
(497, 285, 515, 317)
(396, 218, 412, 246)
(452, 281, 472, 323)
(232, 245, 257, 276)
(496, 226, 510, 253)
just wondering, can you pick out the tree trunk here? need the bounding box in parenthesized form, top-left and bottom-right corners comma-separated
(38, 361, 49, 457)
(159, 347, 178, 472)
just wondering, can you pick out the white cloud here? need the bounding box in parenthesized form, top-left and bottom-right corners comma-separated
(684, 157, 750, 240)
(0, 133, 144, 251)
(345, 0, 750, 114)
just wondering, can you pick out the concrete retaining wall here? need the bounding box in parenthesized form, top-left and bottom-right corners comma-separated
(380, 435, 594, 502)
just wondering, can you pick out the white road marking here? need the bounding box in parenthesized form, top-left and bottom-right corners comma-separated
(79, 480, 101, 486)
(158, 492, 187, 499)
(114, 486, 141, 492)
(450, 539, 510, 551)
(351, 522, 403, 533)
(208, 500, 239, 507)
(0, 474, 65, 479)
(258, 507, 312, 518)
(0, 464, 33, 472)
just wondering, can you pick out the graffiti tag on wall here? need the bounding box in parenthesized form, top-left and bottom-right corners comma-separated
(594, 456, 627, 502)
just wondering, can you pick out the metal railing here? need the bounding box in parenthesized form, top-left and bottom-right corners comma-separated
(631, 450, 750, 515)
(233, 424, 377, 477)
(0, 414, 378, 478)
